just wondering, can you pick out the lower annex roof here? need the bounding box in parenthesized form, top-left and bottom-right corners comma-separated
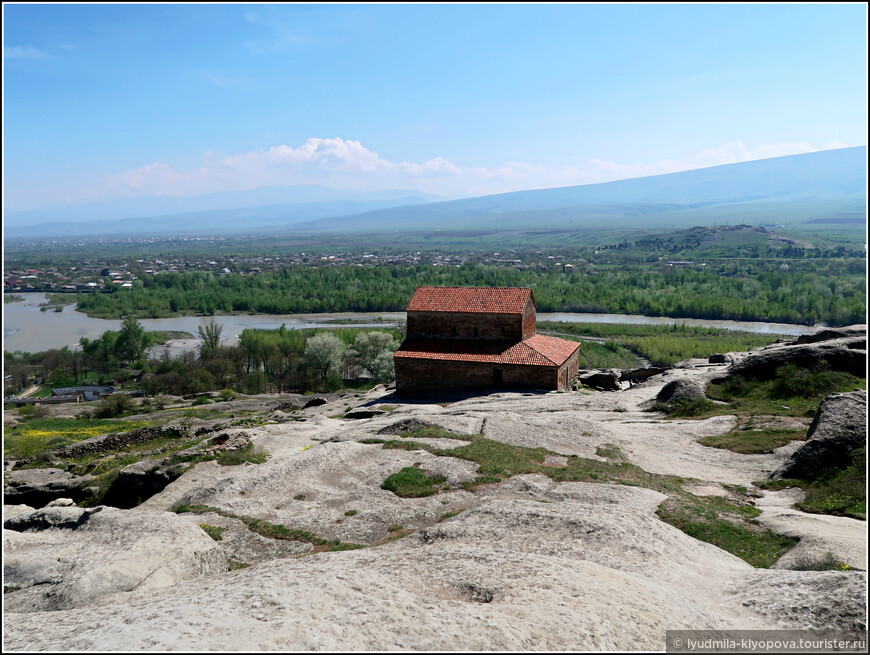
(394, 334, 580, 367)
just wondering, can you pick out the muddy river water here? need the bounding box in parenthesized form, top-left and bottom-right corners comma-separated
(3, 292, 824, 354)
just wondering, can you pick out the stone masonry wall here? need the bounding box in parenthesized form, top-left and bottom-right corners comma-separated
(407, 311, 525, 341)
(395, 358, 558, 393)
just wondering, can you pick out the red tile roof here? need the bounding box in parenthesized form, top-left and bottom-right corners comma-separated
(395, 334, 579, 367)
(406, 286, 535, 314)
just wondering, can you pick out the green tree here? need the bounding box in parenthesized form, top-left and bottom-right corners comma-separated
(198, 319, 223, 359)
(115, 317, 149, 366)
(347, 331, 398, 382)
(304, 333, 346, 382)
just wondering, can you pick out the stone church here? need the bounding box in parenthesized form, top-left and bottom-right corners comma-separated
(394, 286, 581, 393)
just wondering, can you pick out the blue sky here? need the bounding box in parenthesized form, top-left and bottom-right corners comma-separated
(3, 3, 867, 212)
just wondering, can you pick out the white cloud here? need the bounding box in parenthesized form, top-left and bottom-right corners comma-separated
(62, 137, 856, 205)
(4, 45, 48, 60)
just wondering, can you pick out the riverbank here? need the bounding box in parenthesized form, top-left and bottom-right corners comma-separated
(4, 293, 825, 354)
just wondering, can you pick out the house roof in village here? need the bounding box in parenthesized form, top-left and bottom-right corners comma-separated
(406, 286, 535, 314)
(394, 334, 579, 367)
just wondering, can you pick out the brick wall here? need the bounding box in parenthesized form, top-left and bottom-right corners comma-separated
(407, 310, 527, 341)
(522, 300, 537, 339)
(560, 349, 580, 389)
(395, 358, 559, 393)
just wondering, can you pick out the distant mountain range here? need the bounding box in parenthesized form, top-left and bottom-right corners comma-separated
(3, 186, 444, 237)
(293, 146, 866, 234)
(5, 147, 865, 239)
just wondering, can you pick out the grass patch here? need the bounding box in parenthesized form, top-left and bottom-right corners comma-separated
(344, 510, 357, 516)
(216, 443, 269, 466)
(449, 439, 549, 478)
(794, 449, 866, 519)
(4, 418, 151, 459)
(381, 467, 447, 498)
(369, 432, 796, 566)
(77, 470, 123, 508)
(227, 559, 251, 570)
(460, 475, 503, 491)
(398, 426, 474, 441)
(199, 524, 225, 541)
(172, 504, 365, 552)
(595, 443, 625, 460)
(440, 509, 466, 521)
(380, 439, 438, 453)
(706, 367, 865, 418)
(650, 398, 717, 418)
(538, 321, 783, 367)
(656, 495, 796, 568)
(544, 336, 643, 369)
(786, 552, 853, 571)
(698, 428, 806, 454)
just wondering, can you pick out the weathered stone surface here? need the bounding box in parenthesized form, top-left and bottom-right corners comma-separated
(4, 483, 866, 650)
(4, 468, 97, 508)
(793, 325, 867, 345)
(45, 498, 75, 508)
(708, 353, 735, 364)
(3, 360, 866, 650)
(726, 334, 866, 381)
(578, 369, 621, 391)
(773, 390, 867, 480)
(3, 506, 227, 611)
(724, 570, 867, 631)
(655, 379, 707, 403)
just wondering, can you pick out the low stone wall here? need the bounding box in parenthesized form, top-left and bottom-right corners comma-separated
(53, 426, 189, 460)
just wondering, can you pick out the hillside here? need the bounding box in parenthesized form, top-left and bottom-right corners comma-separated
(3, 186, 442, 238)
(4, 196, 434, 238)
(5, 147, 865, 239)
(296, 146, 867, 233)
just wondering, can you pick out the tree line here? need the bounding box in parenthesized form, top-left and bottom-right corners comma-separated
(70, 263, 866, 326)
(4, 320, 403, 399)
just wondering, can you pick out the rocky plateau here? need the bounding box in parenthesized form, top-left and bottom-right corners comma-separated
(3, 326, 867, 651)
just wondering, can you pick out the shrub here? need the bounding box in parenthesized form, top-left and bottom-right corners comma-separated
(18, 404, 49, 420)
(769, 363, 854, 399)
(217, 388, 237, 402)
(787, 552, 852, 571)
(94, 394, 134, 418)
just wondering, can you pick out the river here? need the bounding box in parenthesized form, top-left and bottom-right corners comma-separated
(3, 292, 825, 354)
